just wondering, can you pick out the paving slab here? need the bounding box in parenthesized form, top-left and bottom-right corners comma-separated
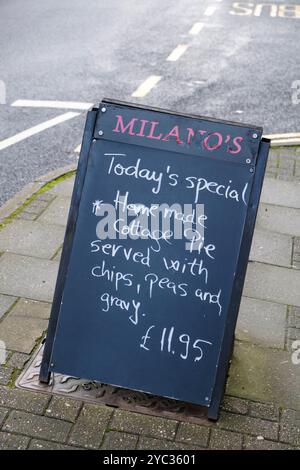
(0, 220, 65, 259)
(37, 197, 70, 227)
(175, 423, 210, 447)
(111, 409, 177, 440)
(217, 410, 278, 440)
(101, 431, 138, 450)
(7, 352, 30, 369)
(293, 238, 300, 269)
(244, 262, 300, 307)
(0, 314, 48, 353)
(0, 367, 14, 385)
(16, 211, 37, 221)
(221, 396, 249, 415)
(227, 342, 300, 410)
(250, 228, 292, 268)
(280, 409, 300, 446)
(0, 347, 8, 366)
(261, 178, 300, 209)
(47, 176, 75, 197)
(68, 404, 112, 449)
(52, 246, 62, 263)
(9, 298, 51, 320)
(0, 253, 58, 302)
(243, 436, 292, 450)
(0, 385, 50, 414)
(209, 429, 243, 450)
(248, 402, 279, 422)
(29, 439, 76, 450)
(257, 203, 300, 237)
(236, 297, 287, 349)
(288, 306, 300, 329)
(0, 182, 42, 222)
(137, 437, 202, 450)
(0, 407, 8, 427)
(35, 192, 56, 203)
(3, 411, 72, 442)
(0, 294, 17, 320)
(23, 200, 49, 215)
(45, 396, 82, 422)
(0, 432, 30, 450)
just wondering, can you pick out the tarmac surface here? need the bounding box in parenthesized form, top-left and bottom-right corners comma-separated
(1, 0, 300, 204)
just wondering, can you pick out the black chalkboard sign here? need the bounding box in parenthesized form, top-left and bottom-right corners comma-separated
(40, 99, 270, 420)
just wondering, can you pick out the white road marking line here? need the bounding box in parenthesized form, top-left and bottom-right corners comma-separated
(11, 100, 93, 110)
(74, 144, 81, 153)
(166, 44, 189, 61)
(131, 75, 162, 98)
(0, 112, 80, 151)
(204, 6, 217, 16)
(189, 22, 204, 35)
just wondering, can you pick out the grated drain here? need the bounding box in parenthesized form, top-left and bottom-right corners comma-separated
(16, 344, 209, 424)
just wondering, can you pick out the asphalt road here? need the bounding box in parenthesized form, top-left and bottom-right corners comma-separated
(0, 0, 299, 205)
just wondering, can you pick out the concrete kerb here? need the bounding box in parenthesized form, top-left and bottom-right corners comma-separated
(0, 164, 77, 226)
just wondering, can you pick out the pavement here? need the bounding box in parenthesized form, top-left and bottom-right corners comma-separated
(0, 146, 299, 450)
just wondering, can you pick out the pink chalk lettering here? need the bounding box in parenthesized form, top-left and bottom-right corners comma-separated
(203, 132, 223, 151)
(147, 121, 163, 140)
(186, 128, 195, 145)
(228, 136, 244, 154)
(135, 119, 149, 137)
(113, 115, 138, 135)
(162, 125, 183, 144)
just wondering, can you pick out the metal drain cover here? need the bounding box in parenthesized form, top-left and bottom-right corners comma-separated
(17, 344, 208, 424)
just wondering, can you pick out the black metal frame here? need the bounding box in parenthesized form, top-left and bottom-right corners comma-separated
(39, 99, 270, 421)
(207, 138, 270, 419)
(101, 98, 262, 131)
(39, 107, 98, 383)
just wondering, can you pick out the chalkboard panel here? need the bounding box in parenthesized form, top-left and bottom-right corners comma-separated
(40, 100, 270, 419)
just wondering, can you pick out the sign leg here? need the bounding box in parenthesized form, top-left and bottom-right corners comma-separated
(39, 109, 98, 384)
